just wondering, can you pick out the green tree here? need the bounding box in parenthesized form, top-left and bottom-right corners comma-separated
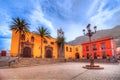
(10, 17, 29, 58)
(36, 26, 51, 58)
(57, 37, 65, 58)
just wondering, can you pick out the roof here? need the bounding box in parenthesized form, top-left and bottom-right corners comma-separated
(82, 37, 112, 45)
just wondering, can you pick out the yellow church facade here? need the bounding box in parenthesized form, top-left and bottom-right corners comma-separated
(10, 30, 82, 59)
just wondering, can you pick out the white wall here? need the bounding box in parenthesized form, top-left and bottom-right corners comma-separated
(0, 49, 1, 56)
(6, 50, 10, 57)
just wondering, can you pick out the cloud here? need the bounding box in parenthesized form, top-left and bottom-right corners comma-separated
(89, 1, 120, 30)
(65, 23, 84, 41)
(87, 0, 99, 16)
(39, 0, 72, 21)
(0, 2, 12, 50)
(29, 0, 56, 37)
(0, 0, 120, 50)
(0, 10, 12, 37)
(0, 38, 11, 50)
(0, 24, 11, 37)
(97, 2, 106, 13)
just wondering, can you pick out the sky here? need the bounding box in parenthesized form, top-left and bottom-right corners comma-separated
(0, 0, 120, 50)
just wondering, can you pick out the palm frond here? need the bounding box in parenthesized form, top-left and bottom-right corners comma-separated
(9, 17, 30, 34)
(57, 37, 65, 45)
(35, 26, 51, 39)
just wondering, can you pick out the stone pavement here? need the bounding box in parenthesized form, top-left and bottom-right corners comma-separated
(0, 57, 19, 67)
(0, 62, 120, 80)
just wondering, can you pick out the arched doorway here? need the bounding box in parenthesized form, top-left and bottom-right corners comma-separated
(23, 47, 31, 57)
(45, 46, 53, 58)
(75, 53, 79, 59)
(102, 52, 106, 59)
(46, 49, 52, 58)
(94, 53, 97, 59)
(87, 53, 90, 59)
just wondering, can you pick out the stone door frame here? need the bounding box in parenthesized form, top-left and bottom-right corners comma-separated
(21, 41, 34, 57)
(45, 46, 53, 58)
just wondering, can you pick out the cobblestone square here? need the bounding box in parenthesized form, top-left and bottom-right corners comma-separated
(0, 62, 120, 80)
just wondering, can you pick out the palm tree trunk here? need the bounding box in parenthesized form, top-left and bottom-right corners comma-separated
(61, 44, 64, 58)
(41, 37, 43, 58)
(18, 31, 21, 60)
(58, 45, 60, 58)
(62, 43, 64, 58)
(59, 44, 63, 59)
(60, 44, 62, 58)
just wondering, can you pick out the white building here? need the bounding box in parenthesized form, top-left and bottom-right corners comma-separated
(116, 47, 120, 59)
(117, 47, 120, 54)
(6, 50, 10, 57)
(0, 49, 1, 56)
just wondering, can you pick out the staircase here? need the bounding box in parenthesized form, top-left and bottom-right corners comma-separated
(0, 57, 19, 67)
(11, 58, 66, 67)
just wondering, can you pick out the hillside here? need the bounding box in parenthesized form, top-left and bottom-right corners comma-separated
(69, 25, 120, 47)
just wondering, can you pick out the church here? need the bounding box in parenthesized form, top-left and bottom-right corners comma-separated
(10, 29, 82, 59)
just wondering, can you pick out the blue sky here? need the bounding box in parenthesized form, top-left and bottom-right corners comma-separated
(0, 0, 120, 50)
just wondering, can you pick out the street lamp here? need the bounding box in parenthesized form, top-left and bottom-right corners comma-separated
(83, 24, 97, 67)
(82, 24, 104, 69)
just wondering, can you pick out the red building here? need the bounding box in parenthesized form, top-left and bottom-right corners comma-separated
(1, 51, 6, 56)
(82, 37, 116, 59)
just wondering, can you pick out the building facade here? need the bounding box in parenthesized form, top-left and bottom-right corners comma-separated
(64, 44, 82, 59)
(116, 47, 120, 59)
(10, 30, 82, 59)
(82, 38, 116, 59)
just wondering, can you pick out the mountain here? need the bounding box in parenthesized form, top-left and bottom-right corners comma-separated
(68, 25, 120, 47)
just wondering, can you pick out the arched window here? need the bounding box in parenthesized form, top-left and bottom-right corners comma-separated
(31, 36, 34, 42)
(102, 52, 106, 59)
(86, 45, 89, 51)
(44, 40, 47, 44)
(21, 34, 25, 40)
(66, 47, 68, 52)
(51, 42, 54, 45)
(76, 48, 78, 51)
(70, 48, 72, 52)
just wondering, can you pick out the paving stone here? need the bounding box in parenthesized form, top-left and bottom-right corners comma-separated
(0, 62, 120, 80)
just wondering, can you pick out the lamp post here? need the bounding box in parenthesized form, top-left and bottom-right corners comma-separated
(83, 24, 97, 67)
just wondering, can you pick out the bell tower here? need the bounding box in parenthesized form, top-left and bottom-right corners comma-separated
(57, 28, 64, 38)
(57, 28, 65, 59)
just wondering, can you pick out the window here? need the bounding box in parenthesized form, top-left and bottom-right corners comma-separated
(93, 44, 97, 50)
(44, 40, 47, 44)
(76, 48, 78, 51)
(21, 34, 25, 40)
(70, 48, 72, 52)
(86, 46, 89, 51)
(102, 52, 106, 59)
(31, 36, 34, 42)
(87, 53, 90, 59)
(82, 55, 85, 57)
(51, 42, 54, 45)
(101, 42, 105, 50)
(94, 52, 97, 59)
(66, 47, 68, 52)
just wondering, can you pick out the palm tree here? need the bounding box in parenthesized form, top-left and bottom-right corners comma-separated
(36, 26, 51, 58)
(57, 37, 65, 58)
(10, 17, 29, 58)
